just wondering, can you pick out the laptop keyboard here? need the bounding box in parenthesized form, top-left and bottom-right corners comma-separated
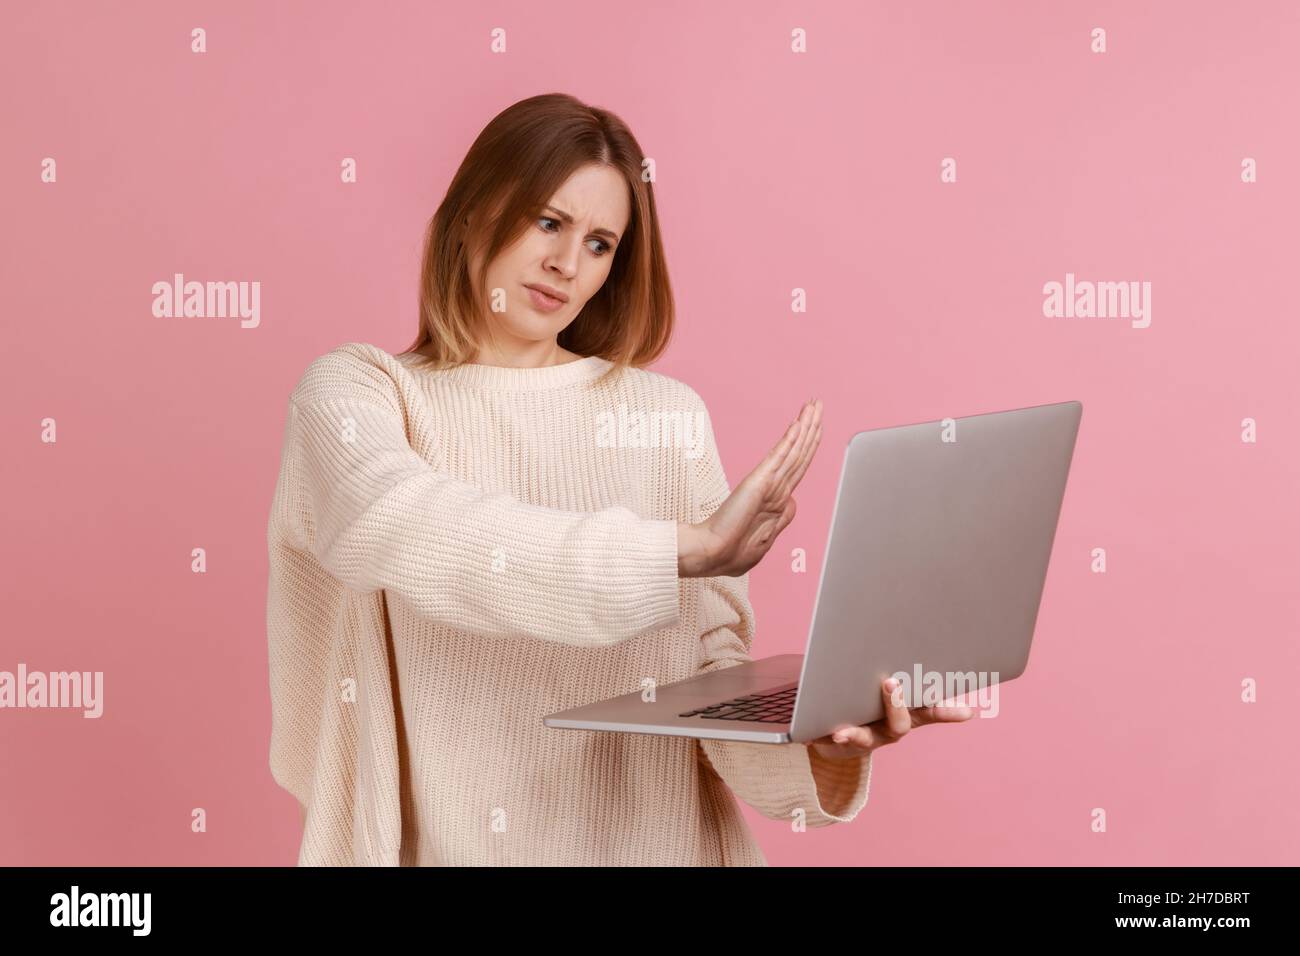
(678, 684, 797, 723)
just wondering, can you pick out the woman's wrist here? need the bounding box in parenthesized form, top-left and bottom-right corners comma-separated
(676, 522, 715, 577)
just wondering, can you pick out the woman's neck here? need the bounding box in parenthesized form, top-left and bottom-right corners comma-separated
(468, 342, 583, 368)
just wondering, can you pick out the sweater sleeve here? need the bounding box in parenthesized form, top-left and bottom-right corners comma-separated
(271, 344, 681, 648)
(686, 390, 873, 827)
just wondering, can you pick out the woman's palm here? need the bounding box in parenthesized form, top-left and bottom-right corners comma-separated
(702, 400, 823, 577)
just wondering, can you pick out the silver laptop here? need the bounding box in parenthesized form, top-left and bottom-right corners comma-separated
(543, 400, 1083, 744)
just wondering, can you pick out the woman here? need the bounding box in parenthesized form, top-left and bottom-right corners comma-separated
(266, 92, 972, 866)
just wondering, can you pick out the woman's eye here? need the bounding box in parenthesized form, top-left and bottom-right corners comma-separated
(539, 216, 610, 256)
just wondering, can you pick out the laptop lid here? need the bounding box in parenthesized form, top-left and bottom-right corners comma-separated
(788, 400, 1083, 742)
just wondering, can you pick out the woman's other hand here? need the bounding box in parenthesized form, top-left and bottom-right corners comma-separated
(809, 677, 976, 760)
(678, 398, 822, 578)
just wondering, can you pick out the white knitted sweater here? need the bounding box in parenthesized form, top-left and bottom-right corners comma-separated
(265, 341, 873, 865)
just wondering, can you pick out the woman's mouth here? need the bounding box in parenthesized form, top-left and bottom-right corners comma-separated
(524, 284, 567, 313)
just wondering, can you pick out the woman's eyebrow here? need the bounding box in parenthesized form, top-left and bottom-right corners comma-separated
(544, 204, 620, 242)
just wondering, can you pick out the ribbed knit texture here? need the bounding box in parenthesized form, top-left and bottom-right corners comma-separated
(266, 341, 873, 866)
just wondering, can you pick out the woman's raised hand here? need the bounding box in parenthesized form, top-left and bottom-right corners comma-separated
(678, 399, 823, 578)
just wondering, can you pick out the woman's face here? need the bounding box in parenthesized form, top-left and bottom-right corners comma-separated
(470, 163, 630, 350)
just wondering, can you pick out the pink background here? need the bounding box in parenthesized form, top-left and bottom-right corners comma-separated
(3, 0, 1297, 866)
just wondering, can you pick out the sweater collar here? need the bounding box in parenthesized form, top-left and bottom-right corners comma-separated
(397, 352, 614, 391)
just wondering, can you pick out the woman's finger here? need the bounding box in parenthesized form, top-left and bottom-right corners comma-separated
(777, 401, 822, 497)
(763, 416, 804, 477)
(769, 408, 811, 489)
(881, 678, 912, 740)
(829, 723, 876, 750)
(911, 704, 976, 725)
(770, 407, 812, 472)
(774, 496, 797, 534)
(780, 408, 818, 490)
(779, 418, 821, 500)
